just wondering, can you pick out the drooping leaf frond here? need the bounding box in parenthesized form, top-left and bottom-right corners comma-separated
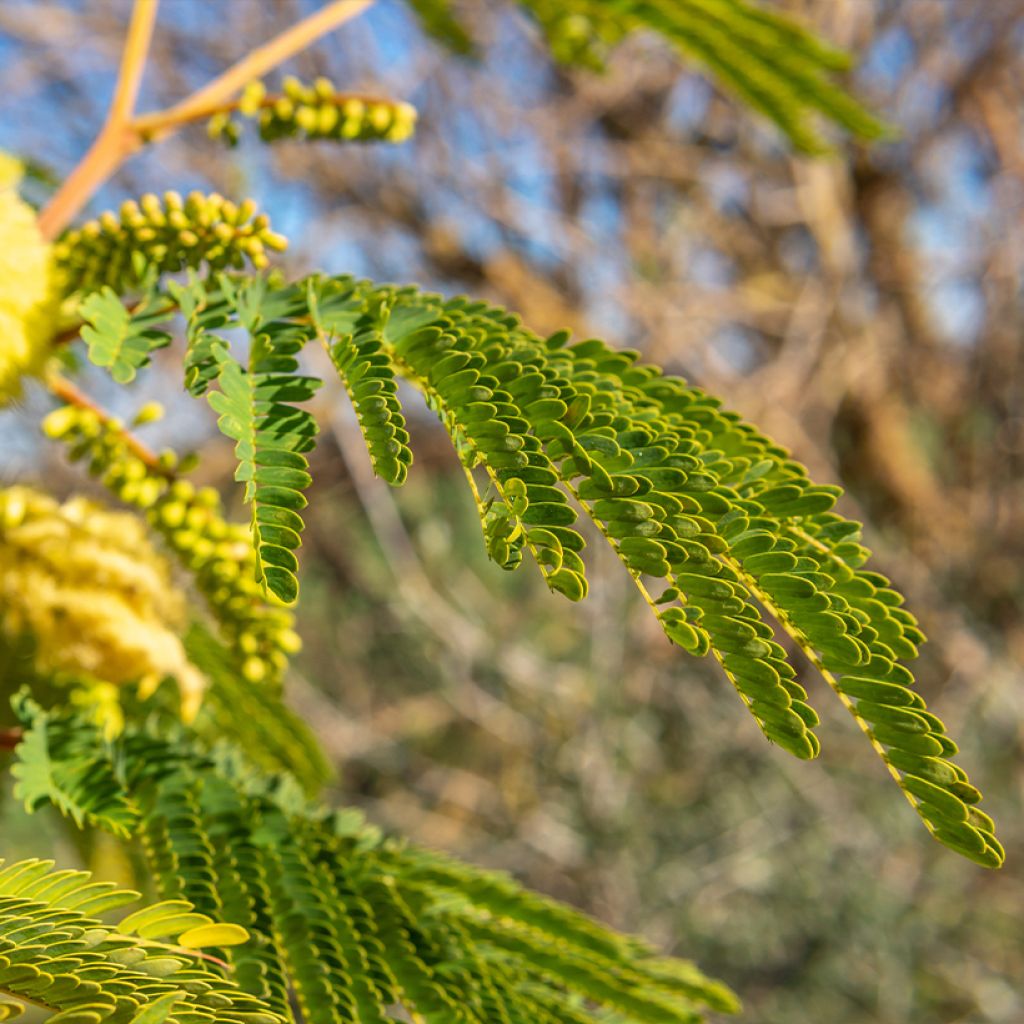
(206, 278, 321, 604)
(0, 853, 278, 1024)
(11, 698, 739, 1024)
(48, 265, 1002, 864)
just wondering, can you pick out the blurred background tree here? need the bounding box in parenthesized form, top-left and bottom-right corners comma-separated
(1, 2, 1022, 1021)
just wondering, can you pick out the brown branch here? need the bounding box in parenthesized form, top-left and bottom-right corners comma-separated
(38, 0, 159, 239)
(0, 728, 23, 752)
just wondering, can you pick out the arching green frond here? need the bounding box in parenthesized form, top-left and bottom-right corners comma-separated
(43, 266, 1002, 864)
(207, 286, 320, 604)
(196, 272, 986, 864)
(0, 855, 280, 1024)
(12, 700, 737, 1024)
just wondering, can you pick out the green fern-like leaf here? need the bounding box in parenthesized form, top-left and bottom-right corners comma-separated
(10, 694, 138, 838)
(12, 700, 737, 1024)
(0, 855, 280, 1024)
(309, 284, 413, 485)
(79, 287, 173, 384)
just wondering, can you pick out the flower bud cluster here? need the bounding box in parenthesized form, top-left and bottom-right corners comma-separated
(43, 403, 301, 686)
(208, 77, 417, 147)
(53, 191, 288, 295)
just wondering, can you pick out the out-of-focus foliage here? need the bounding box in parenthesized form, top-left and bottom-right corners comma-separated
(412, 0, 889, 150)
(9, 696, 739, 1024)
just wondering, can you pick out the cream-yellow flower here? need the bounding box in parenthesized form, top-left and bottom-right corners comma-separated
(0, 162, 60, 402)
(0, 486, 205, 722)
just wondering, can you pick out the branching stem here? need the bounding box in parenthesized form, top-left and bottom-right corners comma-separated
(39, 0, 375, 240)
(38, 0, 159, 239)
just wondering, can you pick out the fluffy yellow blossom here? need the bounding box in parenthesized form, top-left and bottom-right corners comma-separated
(0, 486, 205, 721)
(0, 161, 60, 402)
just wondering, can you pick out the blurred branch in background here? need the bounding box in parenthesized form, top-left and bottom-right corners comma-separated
(1, 1, 1022, 1022)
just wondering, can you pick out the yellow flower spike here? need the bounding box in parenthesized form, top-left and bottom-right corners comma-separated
(0, 165, 61, 404)
(57, 191, 287, 294)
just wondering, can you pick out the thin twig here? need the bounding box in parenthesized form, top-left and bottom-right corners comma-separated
(131, 0, 376, 142)
(132, 88, 394, 137)
(47, 373, 174, 479)
(109, 0, 160, 124)
(38, 0, 160, 239)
